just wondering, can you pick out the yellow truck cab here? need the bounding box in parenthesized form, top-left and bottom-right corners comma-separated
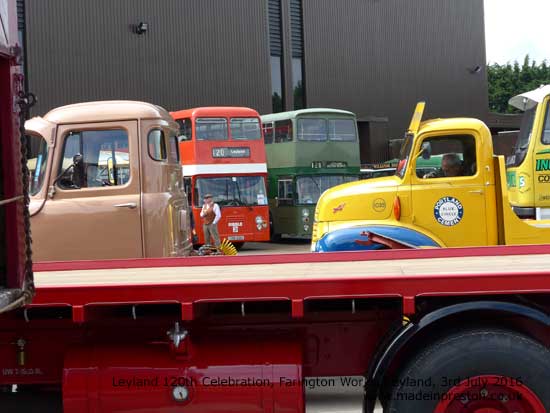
(26, 101, 193, 261)
(506, 85, 550, 219)
(312, 91, 550, 252)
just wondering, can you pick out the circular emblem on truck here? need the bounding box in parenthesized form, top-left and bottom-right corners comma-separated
(434, 197, 464, 226)
(373, 198, 386, 212)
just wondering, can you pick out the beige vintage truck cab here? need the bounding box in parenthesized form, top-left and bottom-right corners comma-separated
(25, 101, 192, 261)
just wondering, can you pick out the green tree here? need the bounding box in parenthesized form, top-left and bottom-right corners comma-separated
(488, 55, 550, 113)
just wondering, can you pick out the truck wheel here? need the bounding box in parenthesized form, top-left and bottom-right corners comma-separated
(385, 329, 550, 413)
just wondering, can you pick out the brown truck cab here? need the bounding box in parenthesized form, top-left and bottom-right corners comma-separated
(26, 101, 192, 261)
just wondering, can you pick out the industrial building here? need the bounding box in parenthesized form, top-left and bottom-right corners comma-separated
(19, 0, 489, 163)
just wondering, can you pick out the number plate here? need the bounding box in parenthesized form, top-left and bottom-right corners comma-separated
(228, 235, 245, 241)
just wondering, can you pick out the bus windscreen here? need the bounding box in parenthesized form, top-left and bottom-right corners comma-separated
(296, 175, 357, 204)
(297, 119, 327, 141)
(195, 176, 267, 207)
(328, 119, 356, 141)
(296, 118, 357, 142)
(230, 118, 261, 140)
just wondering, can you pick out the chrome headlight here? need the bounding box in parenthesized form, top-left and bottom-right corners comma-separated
(256, 215, 265, 231)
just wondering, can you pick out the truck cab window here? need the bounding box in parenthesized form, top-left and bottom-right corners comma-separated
(148, 129, 167, 161)
(26, 134, 49, 196)
(58, 130, 130, 189)
(508, 108, 536, 167)
(168, 130, 180, 163)
(542, 104, 550, 145)
(419, 135, 477, 179)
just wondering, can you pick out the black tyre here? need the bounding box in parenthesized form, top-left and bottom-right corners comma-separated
(269, 213, 281, 242)
(386, 329, 550, 412)
(232, 242, 245, 251)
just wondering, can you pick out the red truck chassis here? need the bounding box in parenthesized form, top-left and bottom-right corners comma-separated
(0, 245, 548, 413)
(1, 0, 34, 317)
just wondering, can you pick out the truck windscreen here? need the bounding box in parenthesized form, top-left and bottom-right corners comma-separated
(507, 108, 535, 167)
(27, 135, 49, 195)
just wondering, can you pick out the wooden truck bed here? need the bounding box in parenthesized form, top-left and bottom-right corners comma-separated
(29, 245, 550, 322)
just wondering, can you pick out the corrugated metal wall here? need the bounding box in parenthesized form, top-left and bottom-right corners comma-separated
(25, 0, 272, 116)
(24, 0, 488, 162)
(302, 0, 488, 155)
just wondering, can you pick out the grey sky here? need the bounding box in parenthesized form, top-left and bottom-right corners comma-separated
(484, 0, 550, 64)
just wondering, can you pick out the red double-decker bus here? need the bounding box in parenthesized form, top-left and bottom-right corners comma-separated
(171, 107, 270, 247)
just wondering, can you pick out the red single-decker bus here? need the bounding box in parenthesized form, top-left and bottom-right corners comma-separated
(171, 107, 270, 247)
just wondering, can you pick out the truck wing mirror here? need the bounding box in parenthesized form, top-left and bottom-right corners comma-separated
(51, 153, 84, 191)
(72, 153, 83, 166)
(420, 142, 432, 160)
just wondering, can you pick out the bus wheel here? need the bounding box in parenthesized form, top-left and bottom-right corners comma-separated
(269, 213, 281, 242)
(385, 329, 550, 412)
(232, 242, 245, 251)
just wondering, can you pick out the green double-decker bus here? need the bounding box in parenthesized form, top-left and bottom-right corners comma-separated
(261, 109, 361, 239)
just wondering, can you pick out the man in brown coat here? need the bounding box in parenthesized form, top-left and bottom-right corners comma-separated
(200, 194, 221, 246)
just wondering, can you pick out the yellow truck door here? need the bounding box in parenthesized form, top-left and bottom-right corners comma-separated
(409, 131, 488, 247)
(33, 121, 143, 261)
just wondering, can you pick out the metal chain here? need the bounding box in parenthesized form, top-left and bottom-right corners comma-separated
(16, 89, 37, 303)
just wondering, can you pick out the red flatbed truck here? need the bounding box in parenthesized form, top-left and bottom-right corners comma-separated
(0, 247, 546, 413)
(1, 4, 549, 413)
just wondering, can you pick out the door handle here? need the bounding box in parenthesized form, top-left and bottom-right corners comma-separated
(468, 190, 484, 194)
(114, 202, 137, 209)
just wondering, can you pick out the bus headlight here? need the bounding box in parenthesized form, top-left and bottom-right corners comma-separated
(303, 224, 310, 232)
(301, 209, 310, 217)
(255, 216, 265, 231)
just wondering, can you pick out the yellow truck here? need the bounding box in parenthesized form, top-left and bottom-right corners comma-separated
(311, 85, 550, 252)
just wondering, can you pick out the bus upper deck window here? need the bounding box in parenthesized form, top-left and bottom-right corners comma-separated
(230, 118, 261, 140)
(176, 119, 192, 142)
(329, 119, 356, 141)
(196, 118, 228, 141)
(297, 118, 327, 141)
(274, 120, 292, 143)
(263, 122, 274, 144)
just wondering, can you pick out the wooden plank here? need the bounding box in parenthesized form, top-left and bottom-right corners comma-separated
(34, 254, 550, 287)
